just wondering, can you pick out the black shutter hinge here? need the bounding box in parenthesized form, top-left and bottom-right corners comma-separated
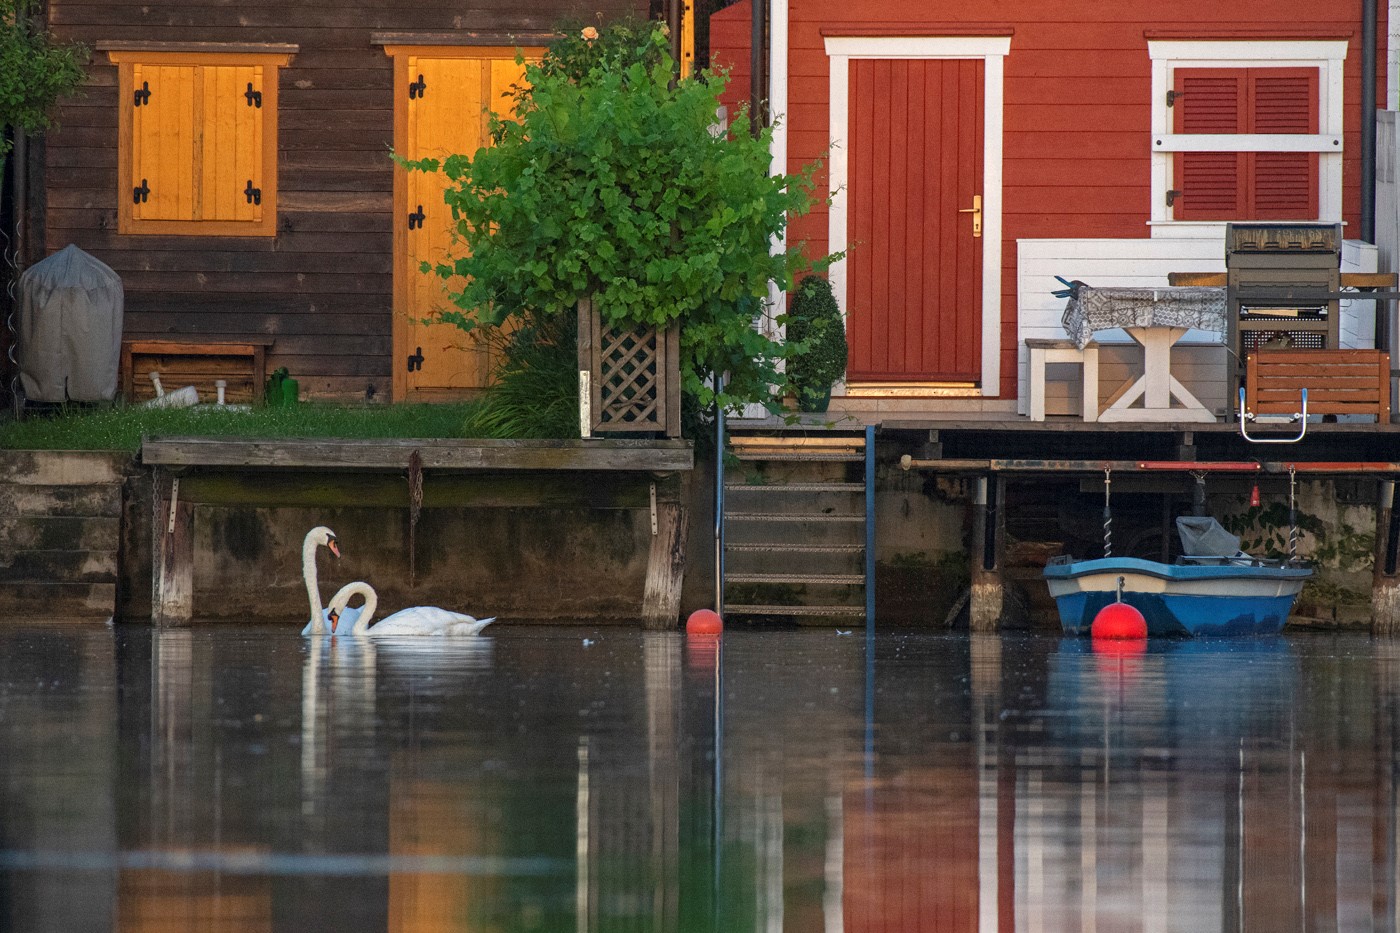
(1166, 189, 1181, 207)
(408, 74, 426, 100)
(408, 205, 425, 229)
(245, 82, 262, 108)
(134, 81, 151, 107)
(407, 346, 425, 372)
(133, 179, 150, 203)
(1166, 89, 1180, 107)
(244, 180, 262, 205)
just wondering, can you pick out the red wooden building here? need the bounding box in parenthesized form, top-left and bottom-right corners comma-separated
(713, 2, 1391, 420)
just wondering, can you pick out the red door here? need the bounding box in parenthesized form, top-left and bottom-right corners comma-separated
(846, 59, 984, 384)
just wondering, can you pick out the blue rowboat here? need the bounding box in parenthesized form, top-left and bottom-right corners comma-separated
(1043, 555, 1312, 636)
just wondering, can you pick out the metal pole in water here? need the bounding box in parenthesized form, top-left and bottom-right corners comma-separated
(865, 424, 876, 634)
(714, 378, 725, 615)
(864, 424, 876, 788)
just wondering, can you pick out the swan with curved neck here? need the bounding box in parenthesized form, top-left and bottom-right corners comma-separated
(299, 526, 341, 635)
(326, 581, 495, 637)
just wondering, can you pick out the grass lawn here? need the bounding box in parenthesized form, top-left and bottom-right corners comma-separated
(0, 401, 485, 452)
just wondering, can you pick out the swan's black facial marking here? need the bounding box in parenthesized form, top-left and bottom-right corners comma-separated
(328, 609, 340, 625)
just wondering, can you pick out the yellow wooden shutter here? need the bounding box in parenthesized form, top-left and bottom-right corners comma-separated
(201, 65, 264, 223)
(406, 56, 490, 390)
(131, 63, 197, 221)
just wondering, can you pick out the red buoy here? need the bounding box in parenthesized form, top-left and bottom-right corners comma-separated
(686, 608, 724, 636)
(1091, 602, 1147, 640)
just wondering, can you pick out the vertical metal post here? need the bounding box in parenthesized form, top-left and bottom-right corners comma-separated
(864, 423, 875, 634)
(750, 0, 767, 138)
(864, 423, 876, 790)
(714, 383, 725, 615)
(1362, 0, 1377, 242)
(667, 0, 683, 76)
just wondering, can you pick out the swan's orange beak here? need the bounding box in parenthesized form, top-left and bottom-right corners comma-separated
(328, 609, 340, 625)
(328, 540, 340, 558)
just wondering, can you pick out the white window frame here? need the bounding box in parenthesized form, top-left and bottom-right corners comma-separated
(825, 35, 1010, 392)
(1148, 40, 1348, 235)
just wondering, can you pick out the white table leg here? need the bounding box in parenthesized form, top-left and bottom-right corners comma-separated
(1099, 326, 1215, 423)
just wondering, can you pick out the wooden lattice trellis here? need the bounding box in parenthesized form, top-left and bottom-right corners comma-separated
(577, 298, 681, 437)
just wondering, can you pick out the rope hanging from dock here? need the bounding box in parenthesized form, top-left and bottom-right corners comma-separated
(1288, 464, 1299, 563)
(1102, 467, 1113, 558)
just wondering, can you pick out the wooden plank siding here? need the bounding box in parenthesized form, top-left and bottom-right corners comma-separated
(37, 0, 648, 402)
(711, 2, 1386, 400)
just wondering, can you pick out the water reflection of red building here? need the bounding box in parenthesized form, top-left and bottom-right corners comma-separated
(843, 768, 981, 931)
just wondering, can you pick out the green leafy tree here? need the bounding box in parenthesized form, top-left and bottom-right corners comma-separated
(404, 20, 825, 413)
(0, 0, 87, 161)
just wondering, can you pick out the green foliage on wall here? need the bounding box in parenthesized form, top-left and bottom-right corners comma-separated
(0, 1, 87, 159)
(1222, 501, 1374, 571)
(402, 19, 827, 413)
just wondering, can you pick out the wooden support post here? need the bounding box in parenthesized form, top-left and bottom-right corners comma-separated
(1373, 480, 1400, 635)
(969, 476, 1004, 633)
(152, 476, 194, 628)
(642, 500, 689, 630)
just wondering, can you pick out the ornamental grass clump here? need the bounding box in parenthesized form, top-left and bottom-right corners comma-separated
(784, 275, 847, 411)
(402, 19, 828, 417)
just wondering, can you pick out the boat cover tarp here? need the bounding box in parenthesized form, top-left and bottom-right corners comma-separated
(1176, 516, 1244, 557)
(17, 245, 123, 402)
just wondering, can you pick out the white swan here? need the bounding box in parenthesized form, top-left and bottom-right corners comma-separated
(298, 526, 341, 636)
(326, 581, 495, 637)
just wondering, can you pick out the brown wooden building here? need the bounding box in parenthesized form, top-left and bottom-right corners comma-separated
(19, 0, 651, 404)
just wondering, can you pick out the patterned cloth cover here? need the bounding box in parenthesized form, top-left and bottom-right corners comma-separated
(1062, 286, 1226, 349)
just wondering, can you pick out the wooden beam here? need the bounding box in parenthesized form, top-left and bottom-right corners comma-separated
(641, 502, 689, 631)
(152, 494, 194, 628)
(1168, 271, 1399, 288)
(141, 437, 694, 472)
(175, 471, 670, 509)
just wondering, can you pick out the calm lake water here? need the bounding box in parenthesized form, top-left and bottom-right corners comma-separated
(0, 625, 1398, 931)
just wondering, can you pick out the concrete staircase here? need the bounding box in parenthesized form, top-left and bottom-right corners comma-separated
(721, 430, 872, 622)
(0, 451, 129, 621)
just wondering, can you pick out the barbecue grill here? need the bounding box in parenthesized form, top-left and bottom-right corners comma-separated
(1225, 222, 1341, 373)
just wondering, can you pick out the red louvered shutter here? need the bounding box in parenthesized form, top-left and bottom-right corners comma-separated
(1173, 67, 1318, 221)
(1249, 70, 1318, 218)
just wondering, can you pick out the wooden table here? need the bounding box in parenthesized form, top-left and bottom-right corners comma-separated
(1062, 286, 1224, 423)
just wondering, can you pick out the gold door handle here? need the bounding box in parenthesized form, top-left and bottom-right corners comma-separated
(958, 194, 982, 238)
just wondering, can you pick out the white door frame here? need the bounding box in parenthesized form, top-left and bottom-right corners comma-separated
(824, 35, 1010, 392)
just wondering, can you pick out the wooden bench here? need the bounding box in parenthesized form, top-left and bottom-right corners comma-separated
(1026, 337, 1099, 422)
(1245, 349, 1391, 420)
(120, 339, 272, 405)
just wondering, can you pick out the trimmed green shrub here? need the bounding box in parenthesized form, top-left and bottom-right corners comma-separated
(785, 275, 846, 411)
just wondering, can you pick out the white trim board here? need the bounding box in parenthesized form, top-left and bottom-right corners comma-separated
(1148, 39, 1349, 232)
(824, 35, 1010, 394)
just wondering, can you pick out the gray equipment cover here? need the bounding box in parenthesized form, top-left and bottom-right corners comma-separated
(17, 245, 124, 402)
(1176, 516, 1245, 557)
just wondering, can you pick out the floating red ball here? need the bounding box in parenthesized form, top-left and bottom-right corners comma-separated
(1091, 602, 1147, 640)
(686, 609, 724, 636)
